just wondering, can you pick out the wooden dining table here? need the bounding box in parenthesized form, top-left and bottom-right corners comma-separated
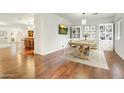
(69, 40, 96, 60)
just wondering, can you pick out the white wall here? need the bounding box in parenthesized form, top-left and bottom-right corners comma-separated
(8, 27, 27, 42)
(114, 14, 124, 60)
(0, 26, 26, 44)
(34, 14, 46, 55)
(86, 17, 114, 25)
(34, 14, 116, 55)
(34, 13, 71, 55)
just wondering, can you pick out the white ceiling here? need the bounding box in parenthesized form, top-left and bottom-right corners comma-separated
(56, 13, 115, 24)
(0, 13, 115, 27)
(0, 13, 34, 27)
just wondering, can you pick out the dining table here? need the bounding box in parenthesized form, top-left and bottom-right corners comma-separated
(69, 40, 96, 60)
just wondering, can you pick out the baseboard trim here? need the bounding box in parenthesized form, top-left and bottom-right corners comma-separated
(115, 51, 124, 61)
(34, 47, 69, 56)
(44, 47, 69, 56)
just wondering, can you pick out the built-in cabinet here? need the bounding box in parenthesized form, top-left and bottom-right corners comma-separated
(70, 26, 81, 39)
(83, 25, 96, 40)
(0, 31, 8, 44)
(70, 25, 96, 41)
(24, 30, 34, 49)
(99, 23, 113, 51)
(0, 31, 18, 44)
(0, 26, 24, 44)
(70, 24, 113, 51)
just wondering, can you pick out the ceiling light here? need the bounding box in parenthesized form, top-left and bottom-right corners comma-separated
(81, 13, 87, 25)
(81, 19, 87, 25)
(93, 13, 98, 15)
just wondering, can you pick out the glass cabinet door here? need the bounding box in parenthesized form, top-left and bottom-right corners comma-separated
(99, 23, 113, 51)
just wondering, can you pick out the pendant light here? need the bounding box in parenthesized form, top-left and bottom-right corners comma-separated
(81, 13, 87, 25)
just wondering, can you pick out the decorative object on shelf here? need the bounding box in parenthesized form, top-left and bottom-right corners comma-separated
(28, 30, 33, 37)
(83, 32, 89, 41)
(99, 25, 105, 32)
(10, 32, 16, 42)
(90, 26, 96, 31)
(106, 33, 112, 40)
(11, 38, 15, 41)
(90, 32, 96, 39)
(58, 24, 68, 35)
(106, 25, 112, 32)
(84, 35, 88, 41)
(100, 33, 105, 40)
(85, 26, 89, 31)
(81, 13, 87, 25)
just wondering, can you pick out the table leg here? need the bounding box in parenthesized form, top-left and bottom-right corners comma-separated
(78, 45, 89, 61)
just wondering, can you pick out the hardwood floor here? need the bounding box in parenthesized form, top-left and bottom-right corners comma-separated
(0, 43, 124, 79)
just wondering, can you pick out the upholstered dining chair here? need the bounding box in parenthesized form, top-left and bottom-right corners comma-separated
(68, 42, 78, 57)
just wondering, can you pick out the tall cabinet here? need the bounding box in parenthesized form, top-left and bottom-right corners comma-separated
(70, 26, 81, 40)
(99, 23, 113, 51)
(83, 25, 96, 40)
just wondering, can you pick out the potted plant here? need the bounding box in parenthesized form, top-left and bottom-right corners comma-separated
(83, 33, 89, 41)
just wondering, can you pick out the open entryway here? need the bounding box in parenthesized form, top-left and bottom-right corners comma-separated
(0, 13, 34, 55)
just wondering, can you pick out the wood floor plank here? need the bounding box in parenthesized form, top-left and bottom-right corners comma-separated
(0, 43, 124, 79)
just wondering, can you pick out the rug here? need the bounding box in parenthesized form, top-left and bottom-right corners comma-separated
(62, 50, 109, 70)
(0, 74, 15, 79)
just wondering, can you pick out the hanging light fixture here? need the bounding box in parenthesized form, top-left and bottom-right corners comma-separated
(81, 13, 87, 25)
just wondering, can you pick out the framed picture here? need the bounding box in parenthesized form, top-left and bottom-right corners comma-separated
(115, 19, 121, 40)
(85, 26, 89, 31)
(59, 24, 68, 35)
(28, 30, 33, 37)
(90, 26, 96, 31)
